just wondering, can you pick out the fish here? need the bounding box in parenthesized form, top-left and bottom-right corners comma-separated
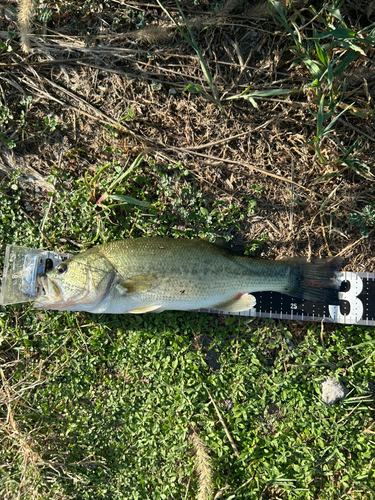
(34, 237, 344, 314)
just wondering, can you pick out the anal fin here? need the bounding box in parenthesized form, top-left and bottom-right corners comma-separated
(127, 304, 163, 314)
(210, 293, 256, 313)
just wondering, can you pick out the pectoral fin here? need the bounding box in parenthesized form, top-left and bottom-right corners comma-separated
(210, 293, 256, 313)
(127, 304, 163, 314)
(118, 273, 158, 294)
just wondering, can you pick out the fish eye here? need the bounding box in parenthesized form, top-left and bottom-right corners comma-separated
(56, 263, 68, 275)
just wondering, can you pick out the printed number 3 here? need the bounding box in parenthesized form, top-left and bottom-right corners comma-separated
(328, 272, 363, 324)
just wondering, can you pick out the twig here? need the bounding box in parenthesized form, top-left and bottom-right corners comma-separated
(289, 157, 294, 230)
(167, 145, 316, 196)
(336, 401, 363, 425)
(337, 117, 375, 143)
(206, 387, 240, 458)
(188, 110, 287, 150)
(40, 170, 58, 234)
(336, 230, 374, 257)
(0, 57, 91, 68)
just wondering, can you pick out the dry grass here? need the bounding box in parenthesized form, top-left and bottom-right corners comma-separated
(17, 0, 36, 53)
(191, 431, 213, 500)
(0, 1, 371, 265)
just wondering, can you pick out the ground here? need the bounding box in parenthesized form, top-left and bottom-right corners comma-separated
(0, 1, 374, 499)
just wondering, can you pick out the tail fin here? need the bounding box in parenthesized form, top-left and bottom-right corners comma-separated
(286, 257, 344, 304)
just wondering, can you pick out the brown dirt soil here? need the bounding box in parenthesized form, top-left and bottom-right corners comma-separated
(0, 0, 374, 270)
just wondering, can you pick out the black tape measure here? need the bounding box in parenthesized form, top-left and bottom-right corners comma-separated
(197, 272, 375, 325)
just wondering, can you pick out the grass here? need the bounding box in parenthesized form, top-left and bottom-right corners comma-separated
(1, 155, 375, 499)
(1, 300, 375, 499)
(1, 0, 375, 498)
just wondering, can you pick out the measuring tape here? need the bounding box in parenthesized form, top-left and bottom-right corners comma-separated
(198, 272, 375, 325)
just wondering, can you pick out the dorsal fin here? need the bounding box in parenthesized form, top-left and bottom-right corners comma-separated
(208, 237, 247, 255)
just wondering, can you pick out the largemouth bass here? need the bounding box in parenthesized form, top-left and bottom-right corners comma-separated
(34, 238, 343, 313)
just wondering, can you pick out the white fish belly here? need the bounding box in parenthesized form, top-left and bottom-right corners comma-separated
(87, 286, 245, 314)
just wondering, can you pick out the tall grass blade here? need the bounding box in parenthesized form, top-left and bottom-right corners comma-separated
(317, 95, 325, 138)
(312, 28, 356, 40)
(321, 103, 354, 135)
(334, 51, 359, 77)
(155, 0, 221, 106)
(109, 194, 151, 208)
(108, 153, 144, 192)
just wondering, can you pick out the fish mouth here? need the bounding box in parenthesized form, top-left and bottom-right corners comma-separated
(34, 275, 65, 309)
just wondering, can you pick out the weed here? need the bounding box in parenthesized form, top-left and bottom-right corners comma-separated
(270, 0, 374, 174)
(18, 0, 37, 52)
(41, 114, 58, 135)
(349, 205, 375, 237)
(0, 94, 57, 147)
(191, 431, 213, 500)
(0, 93, 16, 148)
(1, 303, 375, 499)
(118, 106, 136, 122)
(151, 79, 162, 92)
(245, 233, 268, 255)
(0, 156, 257, 249)
(37, 5, 53, 24)
(126, 8, 146, 29)
(270, 1, 372, 93)
(104, 124, 119, 139)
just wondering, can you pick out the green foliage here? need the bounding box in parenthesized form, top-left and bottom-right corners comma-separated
(269, 0, 374, 174)
(0, 157, 258, 251)
(244, 232, 267, 255)
(37, 6, 53, 23)
(0, 172, 40, 248)
(1, 310, 375, 499)
(2, 160, 373, 499)
(349, 205, 375, 237)
(41, 114, 58, 135)
(270, 0, 373, 93)
(0, 92, 16, 148)
(0, 92, 61, 148)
